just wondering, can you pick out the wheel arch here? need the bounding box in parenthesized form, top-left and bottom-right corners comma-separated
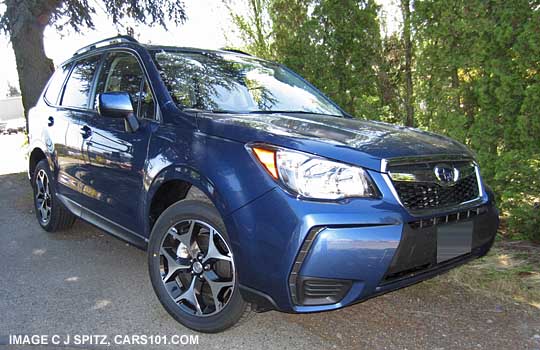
(28, 145, 51, 179)
(145, 164, 228, 235)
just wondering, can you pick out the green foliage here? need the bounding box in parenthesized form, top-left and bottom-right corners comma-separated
(229, 0, 387, 120)
(413, 0, 540, 241)
(237, 0, 540, 241)
(492, 152, 540, 241)
(303, 0, 383, 119)
(1, 0, 187, 35)
(6, 82, 20, 97)
(224, 0, 274, 58)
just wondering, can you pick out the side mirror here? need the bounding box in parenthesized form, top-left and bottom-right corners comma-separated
(97, 92, 139, 132)
(97, 92, 133, 118)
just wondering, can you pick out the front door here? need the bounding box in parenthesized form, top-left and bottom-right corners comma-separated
(78, 51, 157, 235)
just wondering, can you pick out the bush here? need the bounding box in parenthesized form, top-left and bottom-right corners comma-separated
(487, 151, 540, 242)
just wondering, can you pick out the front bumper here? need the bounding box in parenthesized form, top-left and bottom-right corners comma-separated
(226, 171, 499, 313)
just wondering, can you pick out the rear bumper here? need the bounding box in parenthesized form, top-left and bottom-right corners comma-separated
(227, 171, 499, 313)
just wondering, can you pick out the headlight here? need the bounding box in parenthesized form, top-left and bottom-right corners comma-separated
(249, 145, 378, 200)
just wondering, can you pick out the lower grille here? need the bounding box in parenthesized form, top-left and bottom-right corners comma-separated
(383, 203, 496, 284)
(408, 205, 488, 229)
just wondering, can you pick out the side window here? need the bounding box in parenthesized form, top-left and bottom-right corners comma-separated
(44, 64, 71, 105)
(95, 52, 155, 120)
(61, 56, 100, 109)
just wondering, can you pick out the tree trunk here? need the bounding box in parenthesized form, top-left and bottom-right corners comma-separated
(4, 0, 57, 132)
(451, 66, 461, 111)
(11, 23, 54, 119)
(402, 0, 414, 127)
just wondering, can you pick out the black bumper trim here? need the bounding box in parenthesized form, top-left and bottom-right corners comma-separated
(288, 226, 324, 305)
(239, 284, 280, 313)
(376, 237, 494, 294)
(383, 203, 498, 283)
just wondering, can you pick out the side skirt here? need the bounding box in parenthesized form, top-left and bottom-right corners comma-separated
(57, 194, 148, 250)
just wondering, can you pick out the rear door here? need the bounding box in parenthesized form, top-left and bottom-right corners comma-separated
(56, 54, 102, 206)
(30, 63, 74, 195)
(77, 50, 157, 235)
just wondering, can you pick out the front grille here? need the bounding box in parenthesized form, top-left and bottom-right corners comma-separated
(386, 159, 481, 212)
(394, 173, 479, 211)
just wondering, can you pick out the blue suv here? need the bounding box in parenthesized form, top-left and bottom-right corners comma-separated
(28, 36, 499, 332)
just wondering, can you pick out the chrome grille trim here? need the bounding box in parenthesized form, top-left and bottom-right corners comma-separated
(388, 161, 476, 184)
(380, 154, 474, 173)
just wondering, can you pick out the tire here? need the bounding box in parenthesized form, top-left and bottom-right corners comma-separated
(148, 200, 250, 333)
(32, 159, 76, 232)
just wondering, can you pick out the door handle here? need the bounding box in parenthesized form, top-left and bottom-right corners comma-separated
(80, 125, 92, 139)
(47, 116, 54, 127)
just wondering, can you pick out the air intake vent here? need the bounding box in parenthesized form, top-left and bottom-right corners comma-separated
(296, 277, 351, 306)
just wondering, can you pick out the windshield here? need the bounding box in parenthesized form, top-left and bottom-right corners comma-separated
(151, 50, 343, 116)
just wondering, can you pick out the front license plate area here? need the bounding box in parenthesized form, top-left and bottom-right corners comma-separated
(437, 221, 473, 264)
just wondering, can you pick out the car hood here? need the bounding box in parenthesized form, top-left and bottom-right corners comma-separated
(196, 112, 473, 171)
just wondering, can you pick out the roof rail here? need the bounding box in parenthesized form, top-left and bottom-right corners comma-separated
(220, 48, 252, 56)
(74, 35, 139, 56)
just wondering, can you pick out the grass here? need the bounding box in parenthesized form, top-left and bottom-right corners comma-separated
(432, 239, 540, 309)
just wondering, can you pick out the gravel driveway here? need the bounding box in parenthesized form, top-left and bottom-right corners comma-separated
(0, 134, 538, 349)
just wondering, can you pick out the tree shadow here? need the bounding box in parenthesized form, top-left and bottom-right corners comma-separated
(0, 172, 114, 242)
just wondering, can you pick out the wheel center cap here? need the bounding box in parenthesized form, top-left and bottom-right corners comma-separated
(192, 261, 203, 274)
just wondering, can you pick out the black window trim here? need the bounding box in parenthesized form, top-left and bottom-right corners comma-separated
(88, 54, 106, 112)
(43, 62, 74, 107)
(58, 53, 103, 111)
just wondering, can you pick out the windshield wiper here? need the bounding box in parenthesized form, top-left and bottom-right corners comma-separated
(247, 110, 343, 117)
(183, 108, 345, 118)
(182, 108, 240, 114)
